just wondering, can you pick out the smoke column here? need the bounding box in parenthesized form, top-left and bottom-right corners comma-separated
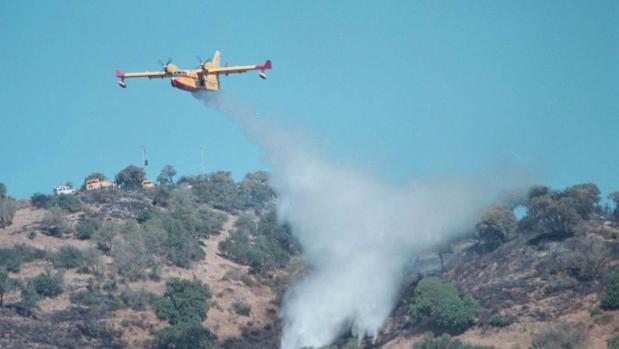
(194, 91, 522, 349)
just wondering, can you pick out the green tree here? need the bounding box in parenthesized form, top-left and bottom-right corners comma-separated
(609, 192, 619, 222)
(237, 171, 275, 210)
(601, 268, 619, 310)
(564, 183, 600, 219)
(115, 165, 146, 190)
(30, 192, 50, 209)
(192, 171, 239, 211)
(155, 323, 217, 349)
(157, 165, 177, 186)
(153, 278, 211, 325)
(0, 271, 19, 306)
(0, 183, 6, 199)
(409, 277, 480, 334)
(518, 188, 580, 240)
(475, 205, 517, 249)
(29, 272, 63, 297)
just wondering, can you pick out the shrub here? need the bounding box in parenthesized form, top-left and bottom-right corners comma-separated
(147, 214, 205, 268)
(48, 194, 82, 213)
(29, 272, 63, 297)
(488, 314, 516, 328)
(155, 323, 217, 349)
(75, 219, 98, 240)
(52, 245, 84, 269)
(14, 243, 46, 261)
(231, 301, 251, 316)
(78, 247, 104, 275)
(136, 207, 158, 223)
(153, 278, 211, 325)
(0, 246, 22, 272)
(112, 231, 151, 281)
(41, 207, 73, 237)
(219, 210, 298, 274)
(19, 282, 39, 311)
(30, 192, 50, 209)
(601, 267, 619, 310)
(0, 197, 17, 228)
(560, 240, 609, 281)
(93, 221, 120, 252)
(529, 321, 587, 349)
(409, 277, 480, 334)
(413, 334, 495, 349)
(153, 187, 173, 207)
(120, 288, 153, 311)
(608, 335, 619, 349)
(0, 244, 46, 273)
(589, 307, 602, 317)
(192, 171, 239, 212)
(475, 205, 517, 249)
(0, 271, 19, 306)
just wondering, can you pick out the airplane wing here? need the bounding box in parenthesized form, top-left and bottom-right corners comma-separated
(208, 60, 272, 75)
(115, 70, 168, 79)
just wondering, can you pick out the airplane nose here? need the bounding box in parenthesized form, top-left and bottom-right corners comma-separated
(171, 79, 177, 87)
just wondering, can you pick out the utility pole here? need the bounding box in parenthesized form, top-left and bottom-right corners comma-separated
(199, 146, 205, 179)
(141, 145, 148, 177)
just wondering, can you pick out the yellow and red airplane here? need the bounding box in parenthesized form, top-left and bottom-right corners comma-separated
(115, 50, 271, 92)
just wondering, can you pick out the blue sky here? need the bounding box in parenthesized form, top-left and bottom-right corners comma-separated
(1, 1, 617, 199)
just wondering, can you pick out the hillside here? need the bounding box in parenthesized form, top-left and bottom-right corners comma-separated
(0, 178, 618, 349)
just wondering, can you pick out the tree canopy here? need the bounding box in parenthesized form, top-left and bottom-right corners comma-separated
(115, 165, 146, 190)
(157, 165, 177, 187)
(475, 205, 517, 249)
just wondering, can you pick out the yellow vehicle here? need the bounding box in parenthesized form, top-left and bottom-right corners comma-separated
(142, 180, 156, 190)
(100, 179, 112, 189)
(85, 178, 113, 191)
(115, 50, 271, 92)
(86, 179, 102, 191)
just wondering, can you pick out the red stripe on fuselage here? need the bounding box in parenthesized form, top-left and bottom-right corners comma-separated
(171, 78, 198, 92)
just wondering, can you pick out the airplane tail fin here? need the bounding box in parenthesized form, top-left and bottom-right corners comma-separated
(212, 51, 220, 67)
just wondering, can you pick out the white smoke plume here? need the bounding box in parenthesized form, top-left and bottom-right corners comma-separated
(194, 91, 524, 349)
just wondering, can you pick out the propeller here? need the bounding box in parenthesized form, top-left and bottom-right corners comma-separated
(158, 58, 172, 70)
(195, 55, 211, 69)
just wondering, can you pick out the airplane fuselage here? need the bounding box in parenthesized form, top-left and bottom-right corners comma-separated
(115, 50, 270, 92)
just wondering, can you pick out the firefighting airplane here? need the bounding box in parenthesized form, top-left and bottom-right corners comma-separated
(115, 50, 271, 92)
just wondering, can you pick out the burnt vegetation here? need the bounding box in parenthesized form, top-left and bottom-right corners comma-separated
(1, 176, 619, 348)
